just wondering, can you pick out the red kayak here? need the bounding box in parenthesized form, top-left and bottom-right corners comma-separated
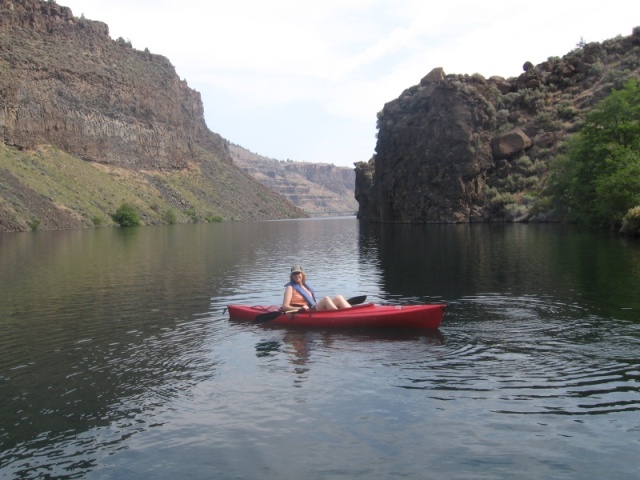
(226, 302, 446, 329)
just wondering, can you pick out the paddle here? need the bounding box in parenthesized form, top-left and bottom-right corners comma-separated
(254, 295, 367, 324)
(346, 295, 367, 306)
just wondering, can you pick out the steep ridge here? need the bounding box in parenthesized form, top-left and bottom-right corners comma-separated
(230, 144, 357, 216)
(0, 0, 305, 231)
(356, 28, 640, 223)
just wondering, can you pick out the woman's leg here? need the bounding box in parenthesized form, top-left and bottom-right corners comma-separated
(315, 296, 338, 311)
(315, 295, 351, 310)
(332, 295, 352, 309)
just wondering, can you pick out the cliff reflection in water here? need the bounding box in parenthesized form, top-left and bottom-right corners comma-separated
(358, 222, 640, 320)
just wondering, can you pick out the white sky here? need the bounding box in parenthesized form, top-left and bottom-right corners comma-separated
(62, 0, 640, 166)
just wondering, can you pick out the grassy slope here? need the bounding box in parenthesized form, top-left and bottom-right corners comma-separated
(0, 144, 304, 231)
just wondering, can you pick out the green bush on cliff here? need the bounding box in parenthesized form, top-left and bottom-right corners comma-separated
(115, 37, 132, 48)
(555, 101, 578, 120)
(112, 202, 141, 227)
(546, 79, 640, 229)
(163, 208, 177, 225)
(485, 189, 517, 218)
(27, 218, 40, 231)
(185, 208, 199, 223)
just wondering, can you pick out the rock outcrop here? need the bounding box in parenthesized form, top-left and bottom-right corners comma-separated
(356, 27, 640, 223)
(0, 0, 216, 169)
(491, 129, 532, 160)
(0, 0, 305, 231)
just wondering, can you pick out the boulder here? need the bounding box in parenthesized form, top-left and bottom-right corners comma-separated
(490, 129, 532, 160)
(420, 67, 446, 85)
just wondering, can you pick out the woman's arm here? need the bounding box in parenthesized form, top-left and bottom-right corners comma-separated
(282, 285, 296, 310)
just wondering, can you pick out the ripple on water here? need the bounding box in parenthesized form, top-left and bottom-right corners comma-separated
(394, 294, 640, 416)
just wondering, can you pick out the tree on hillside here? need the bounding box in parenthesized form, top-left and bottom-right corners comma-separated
(112, 202, 141, 227)
(546, 79, 640, 230)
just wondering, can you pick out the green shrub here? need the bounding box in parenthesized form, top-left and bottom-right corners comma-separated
(487, 191, 516, 217)
(496, 173, 539, 193)
(588, 62, 605, 77)
(533, 159, 548, 175)
(530, 196, 553, 214)
(620, 206, 640, 236)
(185, 208, 198, 222)
(27, 218, 40, 231)
(514, 156, 534, 173)
(205, 215, 223, 223)
(534, 111, 561, 131)
(163, 209, 177, 225)
(92, 215, 104, 227)
(497, 109, 510, 123)
(555, 102, 578, 120)
(518, 88, 547, 114)
(115, 37, 132, 48)
(111, 202, 141, 227)
(505, 203, 527, 221)
(546, 80, 640, 228)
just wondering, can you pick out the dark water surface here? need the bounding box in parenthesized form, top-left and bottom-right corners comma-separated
(1, 219, 639, 479)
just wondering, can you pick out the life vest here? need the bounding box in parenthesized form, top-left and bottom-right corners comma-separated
(285, 281, 316, 307)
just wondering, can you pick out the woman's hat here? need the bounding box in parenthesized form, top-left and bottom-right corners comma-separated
(290, 265, 304, 273)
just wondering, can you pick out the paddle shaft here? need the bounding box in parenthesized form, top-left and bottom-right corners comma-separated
(253, 295, 366, 324)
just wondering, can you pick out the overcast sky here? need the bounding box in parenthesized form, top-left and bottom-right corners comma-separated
(62, 0, 640, 167)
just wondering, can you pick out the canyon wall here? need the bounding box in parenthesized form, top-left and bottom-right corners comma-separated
(356, 28, 640, 223)
(0, 0, 304, 231)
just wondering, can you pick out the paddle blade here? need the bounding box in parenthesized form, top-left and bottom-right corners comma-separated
(347, 295, 367, 306)
(254, 308, 299, 324)
(254, 310, 284, 323)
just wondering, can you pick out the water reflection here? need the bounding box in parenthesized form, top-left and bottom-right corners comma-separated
(282, 332, 311, 371)
(255, 339, 282, 357)
(252, 326, 446, 389)
(2, 219, 640, 479)
(0, 225, 244, 478)
(359, 222, 640, 320)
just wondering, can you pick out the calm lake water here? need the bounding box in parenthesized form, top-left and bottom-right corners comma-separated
(1, 218, 639, 479)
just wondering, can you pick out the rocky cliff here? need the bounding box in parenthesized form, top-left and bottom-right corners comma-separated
(356, 27, 640, 223)
(230, 145, 357, 216)
(0, 0, 305, 232)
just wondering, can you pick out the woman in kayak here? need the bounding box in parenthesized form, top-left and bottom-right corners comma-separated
(283, 264, 352, 311)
